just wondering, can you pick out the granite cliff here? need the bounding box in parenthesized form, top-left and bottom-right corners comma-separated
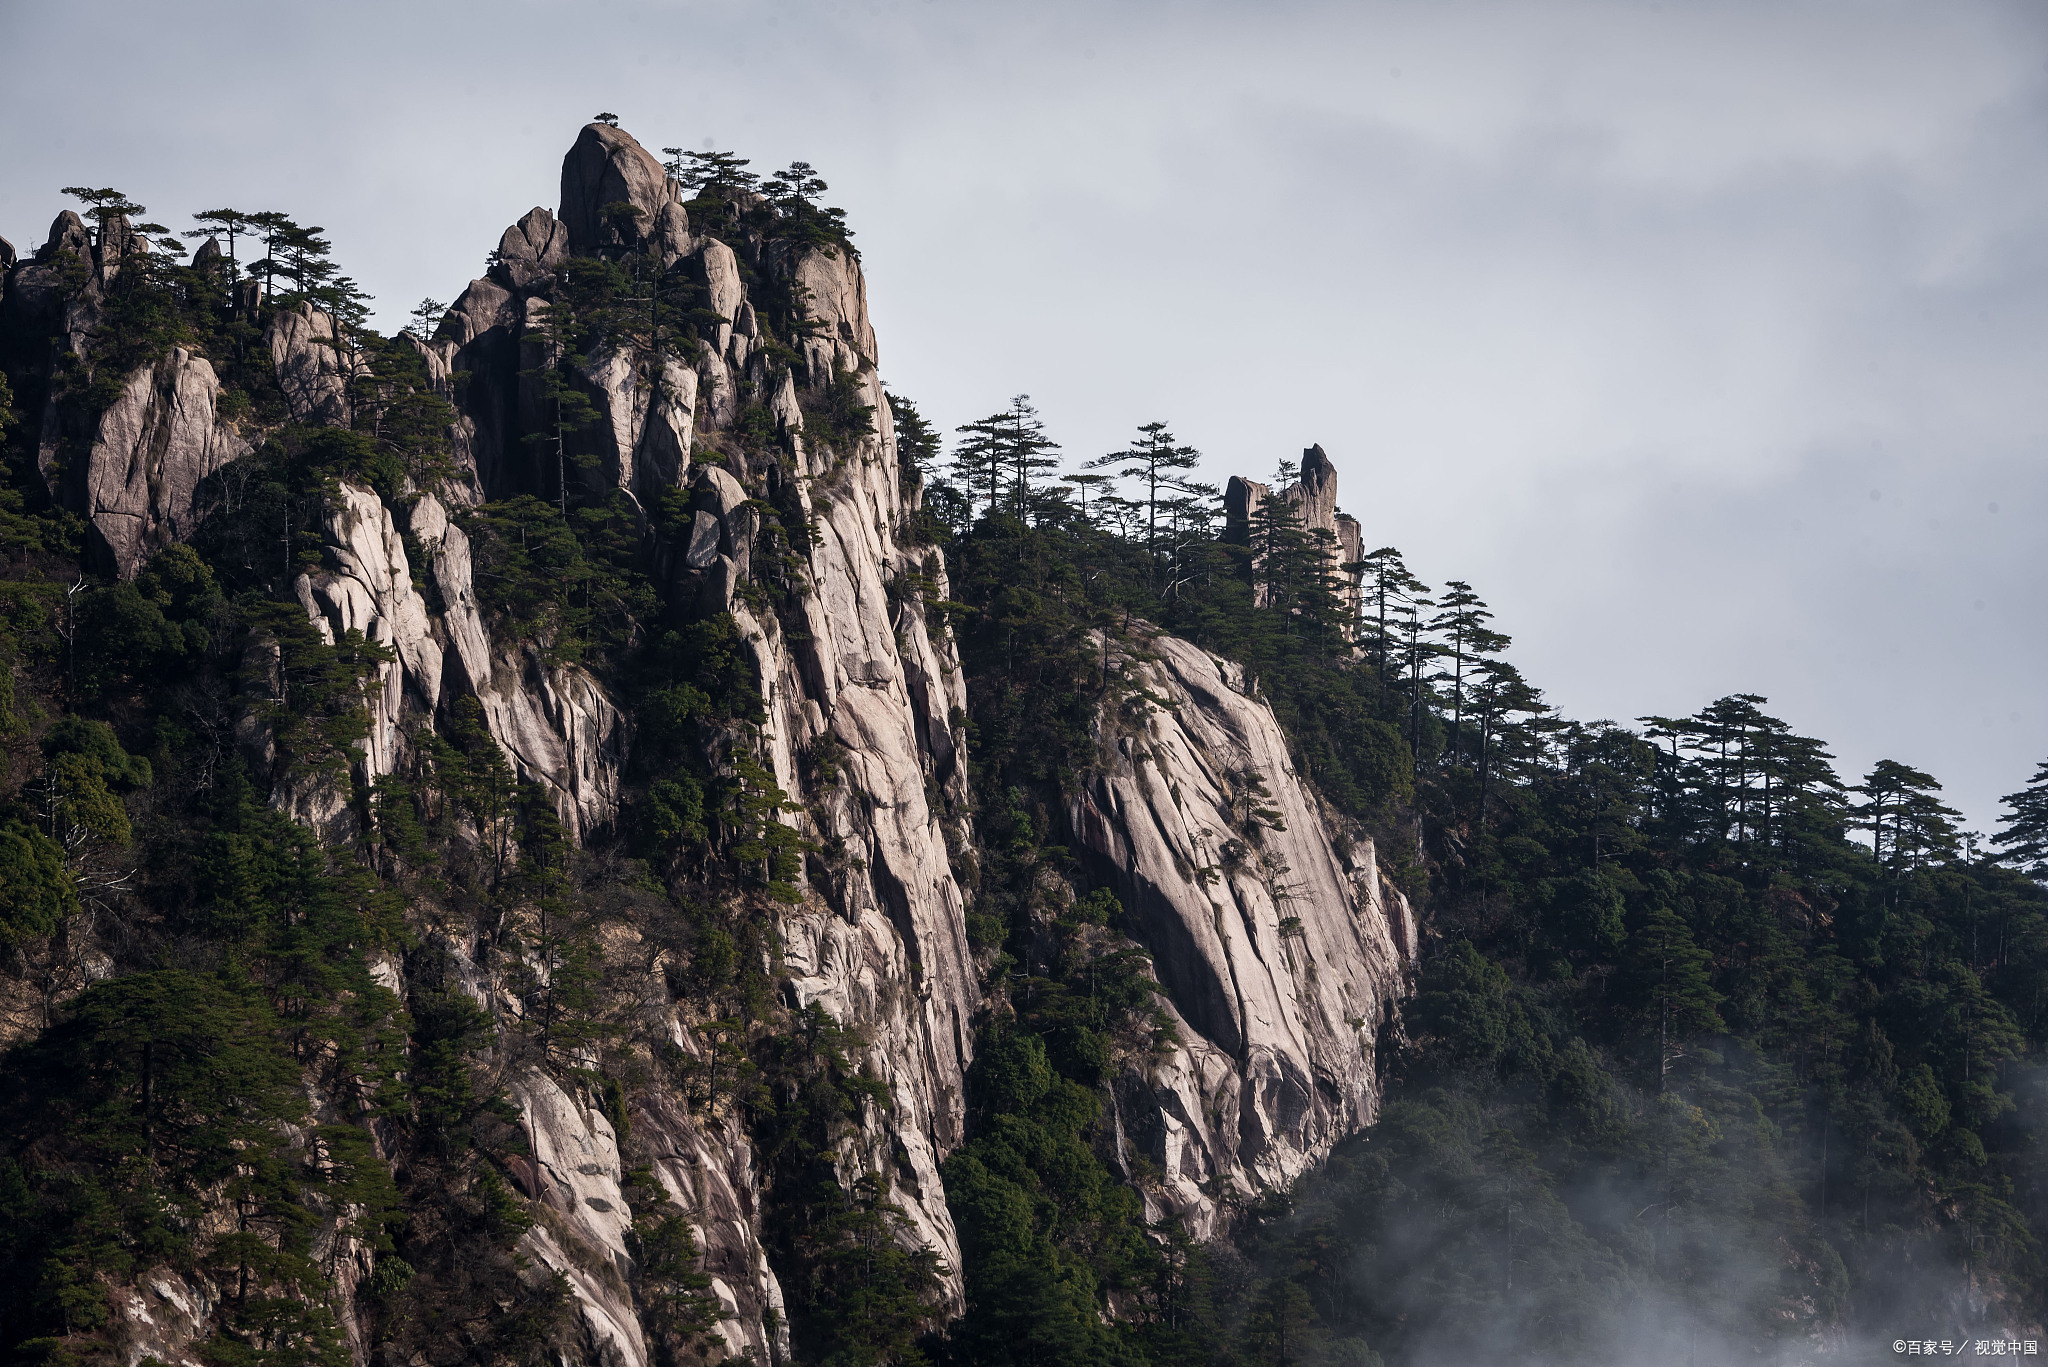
(0, 121, 1413, 1365)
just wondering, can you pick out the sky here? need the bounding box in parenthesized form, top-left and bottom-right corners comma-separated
(4, 0, 2044, 833)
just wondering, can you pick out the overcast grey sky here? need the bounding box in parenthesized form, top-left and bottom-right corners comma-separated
(5, 0, 2044, 832)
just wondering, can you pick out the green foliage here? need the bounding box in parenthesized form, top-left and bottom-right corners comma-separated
(941, 1028, 1154, 1367)
(462, 491, 655, 665)
(237, 597, 391, 781)
(1996, 760, 2048, 875)
(0, 177, 594, 1367)
(1409, 940, 1511, 1069)
(808, 365, 877, 451)
(664, 148, 859, 256)
(748, 1003, 951, 1360)
(0, 822, 75, 945)
(0, 971, 355, 1358)
(920, 386, 2048, 1359)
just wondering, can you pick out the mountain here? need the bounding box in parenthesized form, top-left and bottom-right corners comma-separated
(0, 123, 1412, 1366)
(4, 121, 2047, 1367)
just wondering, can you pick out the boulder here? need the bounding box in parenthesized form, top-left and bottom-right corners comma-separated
(578, 344, 698, 506)
(792, 244, 878, 375)
(493, 206, 569, 288)
(1295, 442, 1338, 531)
(82, 349, 251, 579)
(267, 304, 366, 425)
(700, 236, 743, 334)
(405, 493, 494, 697)
(684, 509, 721, 569)
(93, 213, 143, 281)
(1, 213, 91, 332)
(445, 276, 516, 347)
(1224, 447, 1362, 621)
(39, 210, 90, 262)
(558, 122, 682, 256)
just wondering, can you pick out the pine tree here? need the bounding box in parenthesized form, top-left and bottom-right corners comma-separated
(186, 208, 255, 282)
(998, 395, 1063, 521)
(949, 412, 1007, 521)
(1084, 421, 1203, 591)
(406, 296, 448, 343)
(1428, 581, 1494, 768)
(244, 210, 298, 302)
(59, 186, 145, 273)
(1994, 760, 2048, 877)
(1857, 759, 1961, 873)
(950, 396, 1061, 527)
(518, 297, 601, 514)
(886, 390, 941, 484)
(663, 148, 761, 235)
(1625, 903, 1724, 1089)
(1472, 657, 1546, 827)
(1358, 546, 1421, 702)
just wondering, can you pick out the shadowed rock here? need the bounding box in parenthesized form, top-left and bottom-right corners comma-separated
(268, 304, 366, 425)
(493, 205, 569, 288)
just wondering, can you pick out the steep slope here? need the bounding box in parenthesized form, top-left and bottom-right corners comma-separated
(374, 124, 983, 1359)
(1074, 629, 1414, 1237)
(0, 120, 1414, 1367)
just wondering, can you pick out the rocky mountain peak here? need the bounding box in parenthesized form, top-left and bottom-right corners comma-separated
(0, 118, 1412, 1364)
(492, 205, 569, 288)
(37, 209, 89, 261)
(1226, 444, 1366, 622)
(558, 121, 688, 259)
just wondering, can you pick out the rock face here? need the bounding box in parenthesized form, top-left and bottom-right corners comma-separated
(495, 206, 569, 288)
(558, 122, 689, 259)
(81, 348, 251, 579)
(285, 484, 628, 843)
(5, 119, 1415, 1364)
(394, 122, 983, 1350)
(1226, 443, 1365, 624)
(5, 211, 214, 526)
(269, 304, 367, 425)
(1072, 630, 1414, 1238)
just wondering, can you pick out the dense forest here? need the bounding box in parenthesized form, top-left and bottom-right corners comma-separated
(0, 138, 2045, 1367)
(908, 398, 2048, 1364)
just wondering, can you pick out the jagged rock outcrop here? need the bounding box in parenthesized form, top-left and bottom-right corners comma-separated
(1073, 630, 1415, 1238)
(495, 206, 570, 289)
(387, 123, 983, 1345)
(269, 303, 367, 425)
(283, 483, 628, 842)
(583, 344, 696, 509)
(558, 122, 692, 261)
(297, 120, 1400, 1350)
(1226, 443, 1364, 622)
(4, 212, 92, 342)
(0, 216, 261, 579)
(81, 348, 251, 579)
(8, 118, 1415, 1363)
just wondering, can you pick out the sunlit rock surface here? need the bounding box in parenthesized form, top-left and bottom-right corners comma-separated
(1073, 629, 1415, 1237)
